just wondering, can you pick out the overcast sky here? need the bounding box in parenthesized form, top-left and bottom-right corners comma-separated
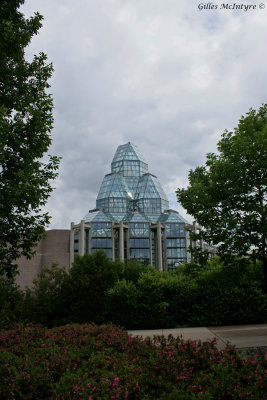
(21, 0, 267, 229)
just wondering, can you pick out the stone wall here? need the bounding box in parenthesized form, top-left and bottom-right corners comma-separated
(15, 229, 70, 290)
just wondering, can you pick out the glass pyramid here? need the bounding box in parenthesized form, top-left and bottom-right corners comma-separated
(92, 142, 169, 220)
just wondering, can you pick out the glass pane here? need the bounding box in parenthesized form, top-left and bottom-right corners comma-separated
(129, 222, 149, 237)
(129, 238, 150, 248)
(92, 222, 112, 237)
(165, 223, 185, 237)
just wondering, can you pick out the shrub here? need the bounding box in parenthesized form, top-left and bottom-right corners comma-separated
(106, 259, 267, 329)
(122, 260, 154, 284)
(9, 256, 267, 329)
(0, 277, 24, 329)
(66, 251, 123, 324)
(105, 279, 139, 328)
(23, 264, 69, 327)
(187, 284, 267, 326)
(0, 323, 266, 399)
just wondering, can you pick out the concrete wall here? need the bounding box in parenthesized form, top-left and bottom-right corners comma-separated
(15, 229, 70, 290)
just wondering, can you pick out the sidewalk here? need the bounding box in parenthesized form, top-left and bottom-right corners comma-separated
(127, 323, 267, 350)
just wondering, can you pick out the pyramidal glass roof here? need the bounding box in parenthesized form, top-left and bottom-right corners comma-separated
(136, 174, 169, 202)
(97, 173, 129, 200)
(83, 142, 188, 224)
(158, 210, 188, 223)
(111, 142, 148, 177)
(84, 210, 115, 223)
(123, 210, 150, 223)
(112, 142, 148, 165)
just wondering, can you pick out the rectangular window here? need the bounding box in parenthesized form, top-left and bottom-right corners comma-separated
(91, 222, 112, 237)
(130, 248, 150, 264)
(165, 223, 185, 238)
(129, 222, 149, 237)
(167, 248, 186, 258)
(166, 238, 185, 247)
(129, 238, 150, 248)
(91, 238, 112, 248)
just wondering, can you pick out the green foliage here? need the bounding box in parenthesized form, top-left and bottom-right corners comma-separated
(22, 252, 124, 326)
(177, 104, 267, 287)
(23, 264, 69, 327)
(121, 260, 154, 283)
(0, 0, 60, 277)
(106, 258, 267, 329)
(188, 284, 267, 326)
(107, 270, 174, 329)
(2, 255, 267, 330)
(105, 279, 139, 328)
(66, 251, 123, 324)
(0, 323, 266, 399)
(0, 277, 24, 329)
(136, 270, 174, 328)
(189, 247, 210, 266)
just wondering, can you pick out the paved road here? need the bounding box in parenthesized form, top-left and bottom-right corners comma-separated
(127, 323, 267, 349)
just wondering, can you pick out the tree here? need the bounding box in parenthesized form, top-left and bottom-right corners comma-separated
(177, 104, 267, 288)
(23, 264, 69, 327)
(66, 252, 123, 324)
(0, 0, 60, 277)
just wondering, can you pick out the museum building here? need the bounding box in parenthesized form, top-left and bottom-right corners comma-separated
(16, 142, 212, 289)
(70, 142, 191, 271)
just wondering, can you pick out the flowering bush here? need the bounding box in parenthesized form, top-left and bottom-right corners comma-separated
(0, 323, 266, 399)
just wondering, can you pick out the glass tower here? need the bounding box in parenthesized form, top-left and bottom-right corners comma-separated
(71, 142, 189, 271)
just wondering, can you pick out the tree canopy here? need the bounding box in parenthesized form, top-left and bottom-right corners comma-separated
(0, 0, 60, 277)
(177, 104, 267, 285)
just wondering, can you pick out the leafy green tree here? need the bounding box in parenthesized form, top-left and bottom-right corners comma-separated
(0, 0, 60, 277)
(66, 251, 123, 324)
(122, 260, 154, 283)
(0, 276, 24, 328)
(177, 104, 267, 288)
(23, 264, 69, 327)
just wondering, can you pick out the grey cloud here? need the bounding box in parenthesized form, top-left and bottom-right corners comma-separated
(20, 0, 267, 228)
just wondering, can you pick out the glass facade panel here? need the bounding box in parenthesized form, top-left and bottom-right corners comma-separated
(111, 143, 149, 177)
(85, 230, 89, 254)
(166, 248, 186, 258)
(90, 223, 113, 259)
(91, 222, 112, 237)
(165, 223, 186, 268)
(114, 229, 119, 259)
(166, 238, 186, 247)
(91, 238, 112, 248)
(129, 222, 149, 237)
(74, 232, 79, 253)
(165, 223, 185, 237)
(97, 198, 128, 213)
(130, 238, 149, 248)
(130, 248, 150, 259)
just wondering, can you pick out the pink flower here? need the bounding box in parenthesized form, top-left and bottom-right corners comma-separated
(113, 377, 119, 386)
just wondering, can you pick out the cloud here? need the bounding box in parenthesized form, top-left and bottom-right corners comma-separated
(21, 0, 267, 227)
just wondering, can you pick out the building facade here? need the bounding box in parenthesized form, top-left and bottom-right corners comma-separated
(15, 142, 215, 289)
(16, 229, 70, 289)
(71, 142, 194, 271)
